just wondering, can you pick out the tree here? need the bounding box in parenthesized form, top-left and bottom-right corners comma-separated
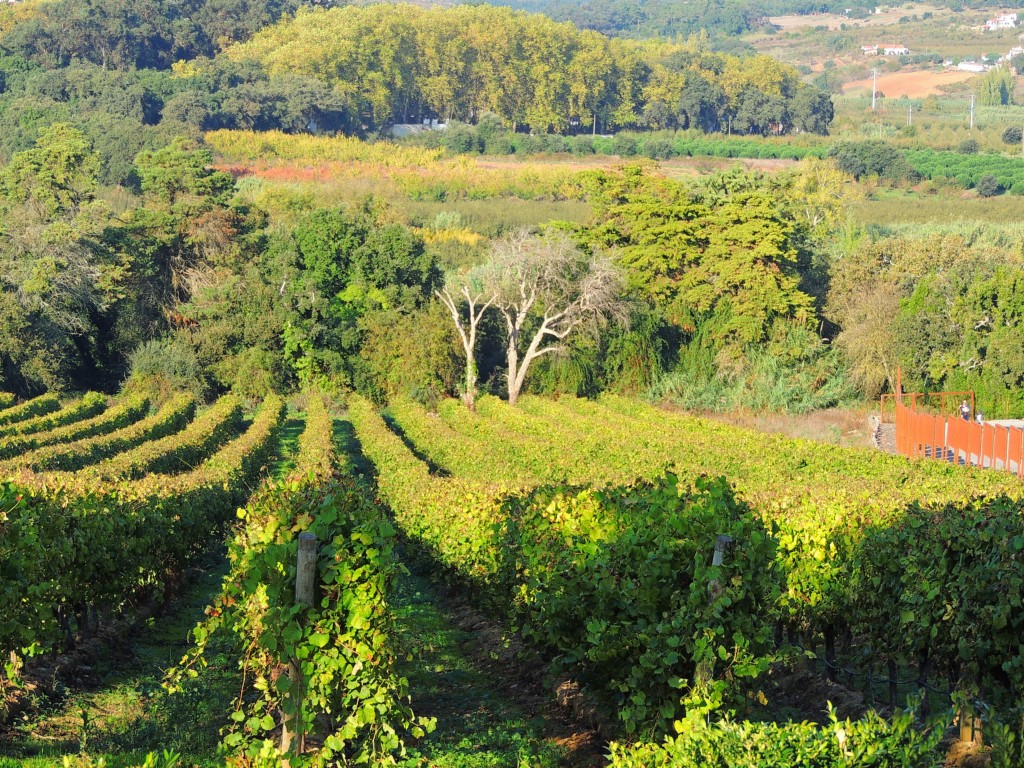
(435, 271, 495, 410)
(975, 174, 1000, 197)
(977, 66, 1014, 107)
(484, 230, 624, 406)
(124, 138, 251, 326)
(789, 85, 834, 135)
(784, 158, 862, 236)
(0, 124, 120, 392)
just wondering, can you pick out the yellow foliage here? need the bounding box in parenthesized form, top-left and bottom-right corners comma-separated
(0, 0, 51, 36)
(205, 129, 444, 168)
(414, 227, 486, 246)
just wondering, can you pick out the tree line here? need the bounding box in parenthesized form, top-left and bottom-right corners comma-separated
(228, 4, 834, 136)
(0, 0, 832, 191)
(4, 122, 1023, 418)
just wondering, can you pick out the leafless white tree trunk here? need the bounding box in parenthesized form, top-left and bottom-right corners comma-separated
(435, 278, 495, 410)
(487, 230, 625, 406)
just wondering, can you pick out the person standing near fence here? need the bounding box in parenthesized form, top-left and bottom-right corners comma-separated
(960, 400, 971, 420)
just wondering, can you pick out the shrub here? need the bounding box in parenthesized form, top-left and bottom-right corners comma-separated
(484, 134, 514, 155)
(543, 135, 569, 153)
(958, 139, 980, 154)
(612, 134, 638, 157)
(642, 138, 676, 160)
(128, 337, 208, 401)
(976, 173, 1001, 196)
(571, 135, 596, 155)
(513, 134, 546, 154)
(1002, 125, 1023, 144)
(441, 123, 483, 154)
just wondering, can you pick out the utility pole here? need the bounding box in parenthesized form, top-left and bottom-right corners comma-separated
(871, 68, 878, 110)
(969, 94, 975, 130)
(908, 103, 913, 126)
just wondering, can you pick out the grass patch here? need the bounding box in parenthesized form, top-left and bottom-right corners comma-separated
(393, 566, 572, 768)
(269, 410, 305, 480)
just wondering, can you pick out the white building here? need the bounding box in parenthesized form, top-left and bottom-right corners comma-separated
(1000, 45, 1024, 61)
(883, 45, 910, 55)
(862, 44, 880, 55)
(957, 61, 988, 73)
(986, 13, 1017, 30)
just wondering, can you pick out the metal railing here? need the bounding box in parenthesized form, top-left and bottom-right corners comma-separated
(895, 399, 1024, 476)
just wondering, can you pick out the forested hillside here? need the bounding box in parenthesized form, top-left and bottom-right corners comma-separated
(228, 5, 833, 135)
(0, 0, 831, 189)
(488, 0, 1024, 40)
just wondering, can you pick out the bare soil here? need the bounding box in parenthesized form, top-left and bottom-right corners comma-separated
(699, 407, 878, 449)
(843, 69, 979, 98)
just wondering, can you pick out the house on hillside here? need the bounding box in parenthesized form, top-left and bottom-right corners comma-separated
(957, 61, 988, 72)
(862, 44, 880, 54)
(986, 13, 1017, 30)
(883, 44, 910, 55)
(1000, 45, 1024, 61)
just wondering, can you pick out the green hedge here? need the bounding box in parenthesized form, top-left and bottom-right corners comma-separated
(0, 396, 149, 461)
(0, 395, 283, 657)
(0, 393, 60, 427)
(4, 394, 196, 473)
(0, 392, 106, 439)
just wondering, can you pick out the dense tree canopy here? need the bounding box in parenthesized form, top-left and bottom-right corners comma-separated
(227, 4, 833, 135)
(3, 0, 311, 70)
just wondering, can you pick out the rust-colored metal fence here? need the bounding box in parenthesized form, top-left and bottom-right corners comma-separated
(895, 399, 1024, 476)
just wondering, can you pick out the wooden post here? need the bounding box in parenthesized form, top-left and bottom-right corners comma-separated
(917, 653, 932, 718)
(707, 534, 733, 600)
(824, 627, 837, 683)
(280, 532, 318, 760)
(959, 707, 982, 745)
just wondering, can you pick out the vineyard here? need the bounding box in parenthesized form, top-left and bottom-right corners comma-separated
(1, 389, 1023, 767)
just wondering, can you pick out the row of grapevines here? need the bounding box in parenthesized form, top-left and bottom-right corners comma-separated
(0, 392, 106, 439)
(609, 706, 947, 768)
(475, 394, 672, 482)
(513, 395, 1024, 708)
(0, 392, 13, 409)
(0, 396, 149, 462)
(348, 396, 511, 600)
(0, 393, 60, 427)
(390, 396, 660, 486)
(385, 398, 540, 485)
(78, 395, 243, 481)
(1, 393, 196, 473)
(0, 395, 284, 657)
(178, 393, 430, 765)
(350, 395, 776, 735)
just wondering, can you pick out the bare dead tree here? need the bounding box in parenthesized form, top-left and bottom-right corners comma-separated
(435, 270, 495, 411)
(486, 230, 625, 406)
